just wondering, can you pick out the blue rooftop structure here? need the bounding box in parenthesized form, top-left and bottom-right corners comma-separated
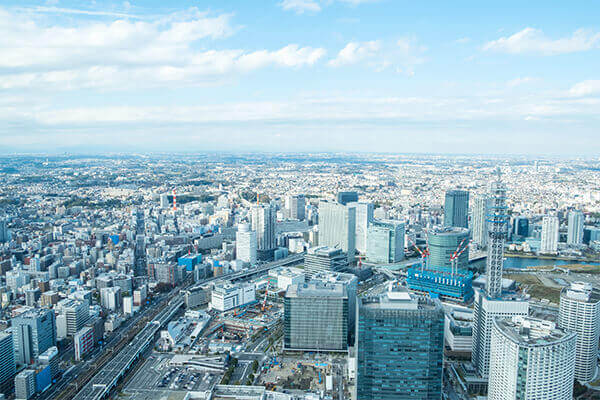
(406, 266, 474, 303)
(178, 254, 202, 271)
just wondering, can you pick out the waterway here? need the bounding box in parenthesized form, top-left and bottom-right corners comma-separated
(469, 256, 600, 271)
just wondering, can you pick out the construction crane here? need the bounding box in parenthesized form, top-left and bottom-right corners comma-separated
(406, 236, 427, 271)
(449, 238, 470, 275)
(261, 295, 268, 312)
(172, 188, 177, 212)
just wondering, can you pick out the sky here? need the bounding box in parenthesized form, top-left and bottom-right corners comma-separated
(1, 0, 600, 155)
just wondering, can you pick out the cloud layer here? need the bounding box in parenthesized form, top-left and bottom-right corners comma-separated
(484, 28, 600, 55)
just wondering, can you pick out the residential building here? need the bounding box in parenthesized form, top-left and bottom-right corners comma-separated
(236, 223, 257, 265)
(540, 215, 559, 254)
(14, 370, 35, 400)
(567, 210, 585, 245)
(74, 326, 94, 361)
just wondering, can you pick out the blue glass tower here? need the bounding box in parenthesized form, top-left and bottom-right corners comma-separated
(356, 286, 444, 399)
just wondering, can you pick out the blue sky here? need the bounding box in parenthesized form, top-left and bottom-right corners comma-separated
(1, 0, 599, 154)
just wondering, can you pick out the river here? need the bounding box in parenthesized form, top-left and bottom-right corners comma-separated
(469, 256, 600, 270)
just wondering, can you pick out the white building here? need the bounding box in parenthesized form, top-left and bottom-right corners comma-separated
(567, 210, 585, 245)
(55, 298, 90, 337)
(251, 204, 276, 251)
(472, 291, 529, 378)
(236, 223, 257, 265)
(540, 215, 559, 254)
(348, 202, 374, 254)
(100, 286, 121, 312)
(444, 309, 473, 354)
(558, 282, 600, 382)
(123, 296, 134, 316)
(210, 282, 256, 312)
(285, 194, 306, 220)
(268, 267, 305, 291)
(318, 201, 356, 263)
(488, 316, 576, 400)
(471, 195, 490, 247)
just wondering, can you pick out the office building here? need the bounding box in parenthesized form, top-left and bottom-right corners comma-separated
(56, 298, 90, 337)
(210, 282, 255, 312)
(38, 346, 59, 380)
(24, 289, 40, 307)
(366, 220, 404, 264)
(406, 266, 474, 303)
(427, 226, 470, 271)
(444, 190, 469, 228)
(236, 223, 257, 265)
(100, 287, 121, 311)
(472, 195, 491, 247)
(567, 210, 585, 245)
(309, 271, 358, 343)
(488, 316, 576, 400)
(285, 194, 306, 220)
(12, 309, 56, 365)
(178, 253, 202, 272)
(540, 215, 559, 254)
(0, 331, 16, 396)
(284, 282, 348, 352)
(558, 282, 600, 382)
(304, 246, 349, 279)
(512, 216, 529, 240)
(349, 201, 374, 254)
(356, 285, 444, 400)
(268, 267, 305, 291)
(318, 201, 356, 263)
(251, 204, 276, 252)
(74, 326, 94, 361)
(444, 309, 473, 355)
(336, 191, 358, 205)
(0, 218, 9, 243)
(159, 193, 169, 208)
(14, 370, 35, 400)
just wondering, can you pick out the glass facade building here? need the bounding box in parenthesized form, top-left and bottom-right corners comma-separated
(366, 220, 405, 264)
(444, 190, 469, 229)
(356, 287, 445, 399)
(427, 226, 470, 271)
(284, 282, 348, 352)
(12, 308, 56, 366)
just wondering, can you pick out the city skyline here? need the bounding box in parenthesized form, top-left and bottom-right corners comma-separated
(1, 0, 600, 154)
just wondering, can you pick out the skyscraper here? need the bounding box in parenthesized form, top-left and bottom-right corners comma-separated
(366, 220, 404, 264)
(472, 195, 491, 247)
(349, 201, 374, 254)
(488, 316, 576, 400)
(0, 330, 16, 396)
(236, 223, 257, 265)
(285, 194, 306, 220)
(318, 201, 356, 263)
(336, 191, 358, 205)
(485, 173, 507, 298)
(567, 210, 584, 245)
(427, 226, 470, 270)
(284, 282, 348, 352)
(12, 309, 57, 365)
(540, 215, 559, 254)
(444, 190, 469, 229)
(472, 169, 529, 379)
(251, 204, 277, 252)
(356, 285, 444, 400)
(558, 282, 600, 382)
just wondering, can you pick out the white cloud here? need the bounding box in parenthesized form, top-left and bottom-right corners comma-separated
(0, 7, 325, 90)
(569, 80, 600, 97)
(507, 77, 537, 87)
(278, 0, 321, 14)
(329, 37, 425, 74)
(328, 41, 381, 66)
(483, 27, 600, 55)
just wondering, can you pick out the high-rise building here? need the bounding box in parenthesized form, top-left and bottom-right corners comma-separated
(488, 316, 576, 400)
(511, 216, 529, 240)
(336, 191, 358, 206)
(12, 309, 56, 365)
(56, 298, 90, 337)
(0, 330, 16, 396)
(472, 195, 491, 247)
(567, 210, 585, 245)
(472, 292, 529, 379)
(304, 246, 349, 279)
(309, 271, 358, 343)
(285, 194, 306, 220)
(318, 201, 356, 263)
(558, 282, 600, 382)
(472, 169, 529, 379)
(74, 326, 94, 361)
(541, 215, 559, 254)
(251, 204, 276, 252)
(0, 218, 9, 243)
(284, 282, 348, 352)
(14, 369, 35, 400)
(100, 287, 122, 311)
(348, 202, 374, 254)
(159, 193, 169, 208)
(366, 220, 404, 264)
(236, 223, 257, 265)
(427, 226, 470, 270)
(356, 285, 444, 400)
(444, 190, 469, 228)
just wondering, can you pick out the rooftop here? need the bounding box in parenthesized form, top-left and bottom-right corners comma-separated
(494, 316, 575, 347)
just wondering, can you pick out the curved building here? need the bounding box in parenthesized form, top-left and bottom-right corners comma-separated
(427, 227, 470, 270)
(488, 316, 576, 400)
(558, 282, 600, 382)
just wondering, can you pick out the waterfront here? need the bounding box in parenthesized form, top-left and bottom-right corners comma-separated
(470, 256, 600, 271)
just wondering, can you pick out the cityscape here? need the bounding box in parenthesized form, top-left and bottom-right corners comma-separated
(2, 1, 600, 400)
